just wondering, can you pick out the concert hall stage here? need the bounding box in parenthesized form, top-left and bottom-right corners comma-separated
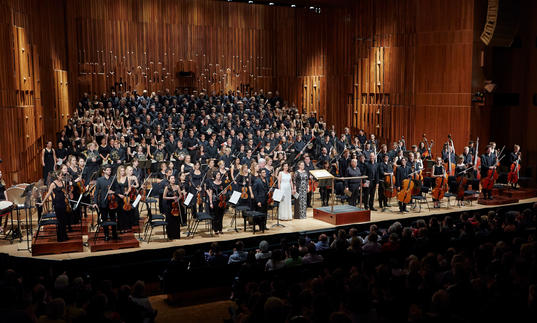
(1, 196, 536, 264)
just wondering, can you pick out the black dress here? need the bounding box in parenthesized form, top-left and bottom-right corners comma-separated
(209, 180, 225, 232)
(43, 148, 55, 183)
(164, 185, 181, 239)
(116, 179, 131, 231)
(52, 183, 68, 242)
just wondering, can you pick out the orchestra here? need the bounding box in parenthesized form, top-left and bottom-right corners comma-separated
(3, 89, 527, 243)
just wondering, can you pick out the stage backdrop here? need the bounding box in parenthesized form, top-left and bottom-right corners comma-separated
(0, 0, 477, 185)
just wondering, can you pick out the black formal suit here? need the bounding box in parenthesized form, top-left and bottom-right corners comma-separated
(93, 176, 118, 239)
(345, 166, 362, 207)
(364, 161, 380, 209)
(252, 177, 268, 230)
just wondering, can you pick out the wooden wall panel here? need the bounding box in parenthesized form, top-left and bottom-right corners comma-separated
(0, 0, 67, 186)
(1, 0, 478, 185)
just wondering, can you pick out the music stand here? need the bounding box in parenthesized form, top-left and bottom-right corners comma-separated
(271, 189, 285, 228)
(309, 169, 335, 211)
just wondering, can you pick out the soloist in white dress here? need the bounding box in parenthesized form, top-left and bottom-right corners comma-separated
(278, 172, 293, 220)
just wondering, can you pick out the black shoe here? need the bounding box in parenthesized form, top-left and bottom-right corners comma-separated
(386, 204, 392, 207)
(370, 208, 378, 211)
(403, 209, 410, 213)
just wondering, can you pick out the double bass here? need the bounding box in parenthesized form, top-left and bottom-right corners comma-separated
(422, 134, 434, 159)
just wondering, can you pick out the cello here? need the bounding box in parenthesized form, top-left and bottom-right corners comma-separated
(481, 149, 505, 191)
(384, 172, 397, 199)
(507, 152, 521, 187)
(431, 174, 448, 201)
(397, 170, 420, 205)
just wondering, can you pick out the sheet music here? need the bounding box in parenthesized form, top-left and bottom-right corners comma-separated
(229, 191, 241, 205)
(132, 194, 142, 208)
(184, 193, 194, 206)
(272, 189, 283, 202)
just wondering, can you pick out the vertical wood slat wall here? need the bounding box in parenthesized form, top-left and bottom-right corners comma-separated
(0, 0, 67, 186)
(0, 0, 475, 185)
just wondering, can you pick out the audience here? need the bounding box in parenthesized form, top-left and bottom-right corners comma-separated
(2, 203, 536, 323)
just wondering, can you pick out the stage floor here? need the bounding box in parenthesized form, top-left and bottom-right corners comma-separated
(1, 196, 536, 261)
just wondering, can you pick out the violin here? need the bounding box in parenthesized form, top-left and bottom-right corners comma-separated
(507, 152, 521, 186)
(77, 178, 86, 194)
(308, 179, 317, 193)
(241, 185, 249, 199)
(62, 179, 73, 213)
(105, 175, 119, 210)
(122, 185, 136, 211)
(108, 194, 119, 210)
(171, 187, 181, 216)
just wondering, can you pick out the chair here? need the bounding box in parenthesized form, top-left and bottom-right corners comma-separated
(243, 211, 267, 234)
(464, 190, 479, 206)
(143, 212, 165, 236)
(188, 212, 213, 238)
(443, 192, 456, 208)
(411, 188, 431, 212)
(34, 213, 59, 241)
(144, 215, 167, 243)
(230, 205, 250, 232)
(93, 210, 118, 242)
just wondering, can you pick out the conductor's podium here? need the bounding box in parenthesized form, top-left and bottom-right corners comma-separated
(313, 205, 371, 225)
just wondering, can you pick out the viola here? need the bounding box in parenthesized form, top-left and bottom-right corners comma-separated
(431, 175, 448, 200)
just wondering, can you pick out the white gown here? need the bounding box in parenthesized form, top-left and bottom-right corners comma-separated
(278, 172, 293, 220)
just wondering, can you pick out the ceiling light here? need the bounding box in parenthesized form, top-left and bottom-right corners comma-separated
(291, 4, 296, 7)
(269, 2, 274, 5)
(248, 0, 253, 3)
(309, 6, 314, 9)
